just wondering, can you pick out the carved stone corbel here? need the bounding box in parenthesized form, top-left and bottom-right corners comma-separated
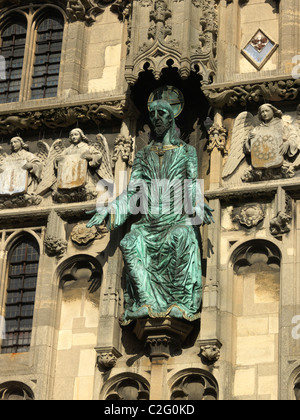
(44, 210, 67, 257)
(198, 339, 222, 364)
(95, 346, 122, 370)
(200, 345, 221, 363)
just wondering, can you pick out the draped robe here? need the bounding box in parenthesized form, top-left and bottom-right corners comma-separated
(106, 142, 203, 325)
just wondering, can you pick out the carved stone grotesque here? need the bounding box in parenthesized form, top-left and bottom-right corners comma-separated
(0, 137, 49, 208)
(200, 345, 221, 363)
(223, 104, 300, 182)
(270, 211, 292, 236)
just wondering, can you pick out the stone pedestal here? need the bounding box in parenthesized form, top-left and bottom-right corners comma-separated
(133, 317, 194, 400)
(133, 317, 194, 359)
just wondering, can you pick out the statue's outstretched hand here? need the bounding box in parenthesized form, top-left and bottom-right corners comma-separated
(86, 207, 109, 228)
(203, 203, 214, 225)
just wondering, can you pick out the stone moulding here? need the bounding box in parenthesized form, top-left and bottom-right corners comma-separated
(202, 76, 300, 108)
(0, 0, 132, 24)
(0, 96, 138, 135)
(125, 0, 218, 85)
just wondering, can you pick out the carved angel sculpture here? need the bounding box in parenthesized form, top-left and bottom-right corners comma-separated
(223, 104, 300, 182)
(36, 128, 113, 203)
(0, 136, 49, 197)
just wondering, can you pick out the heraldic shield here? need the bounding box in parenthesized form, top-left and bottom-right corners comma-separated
(250, 126, 284, 169)
(57, 155, 88, 190)
(0, 160, 28, 196)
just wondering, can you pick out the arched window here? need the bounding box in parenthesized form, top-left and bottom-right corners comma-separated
(31, 12, 64, 100)
(1, 237, 40, 354)
(0, 16, 27, 104)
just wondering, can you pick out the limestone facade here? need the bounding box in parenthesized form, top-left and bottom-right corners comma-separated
(0, 0, 299, 401)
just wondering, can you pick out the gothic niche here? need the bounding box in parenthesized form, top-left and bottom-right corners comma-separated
(170, 372, 218, 400)
(104, 377, 150, 400)
(60, 258, 102, 294)
(233, 241, 281, 303)
(0, 382, 34, 400)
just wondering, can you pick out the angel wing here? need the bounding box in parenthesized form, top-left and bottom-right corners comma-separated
(291, 106, 300, 168)
(35, 139, 65, 195)
(92, 134, 114, 183)
(36, 140, 50, 164)
(222, 111, 255, 179)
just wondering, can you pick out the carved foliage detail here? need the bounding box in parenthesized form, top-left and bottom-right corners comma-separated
(232, 203, 265, 228)
(207, 123, 227, 155)
(203, 78, 300, 109)
(112, 134, 134, 167)
(125, 0, 219, 84)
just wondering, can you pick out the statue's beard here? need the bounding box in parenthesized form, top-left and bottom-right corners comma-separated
(153, 122, 171, 138)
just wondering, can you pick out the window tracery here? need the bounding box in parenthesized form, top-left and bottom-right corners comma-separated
(0, 15, 27, 103)
(1, 235, 40, 354)
(0, 6, 65, 103)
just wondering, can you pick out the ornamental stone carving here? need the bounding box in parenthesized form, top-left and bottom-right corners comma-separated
(97, 352, 118, 369)
(112, 134, 134, 167)
(125, 0, 219, 85)
(0, 98, 136, 136)
(202, 77, 300, 109)
(44, 235, 68, 257)
(223, 103, 300, 183)
(36, 129, 113, 204)
(207, 123, 227, 155)
(0, 137, 49, 208)
(270, 211, 292, 236)
(200, 345, 221, 363)
(232, 204, 265, 228)
(71, 222, 105, 245)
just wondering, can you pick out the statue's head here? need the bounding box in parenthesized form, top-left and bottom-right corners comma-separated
(69, 128, 89, 145)
(10, 136, 29, 153)
(149, 100, 175, 140)
(258, 104, 282, 123)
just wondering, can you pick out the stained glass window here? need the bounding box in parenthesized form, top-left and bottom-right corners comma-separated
(1, 238, 40, 354)
(31, 13, 64, 100)
(0, 19, 27, 104)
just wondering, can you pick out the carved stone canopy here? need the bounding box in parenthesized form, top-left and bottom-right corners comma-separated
(125, 0, 218, 86)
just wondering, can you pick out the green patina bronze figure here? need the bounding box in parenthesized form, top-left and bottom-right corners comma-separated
(87, 100, 213, 325)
